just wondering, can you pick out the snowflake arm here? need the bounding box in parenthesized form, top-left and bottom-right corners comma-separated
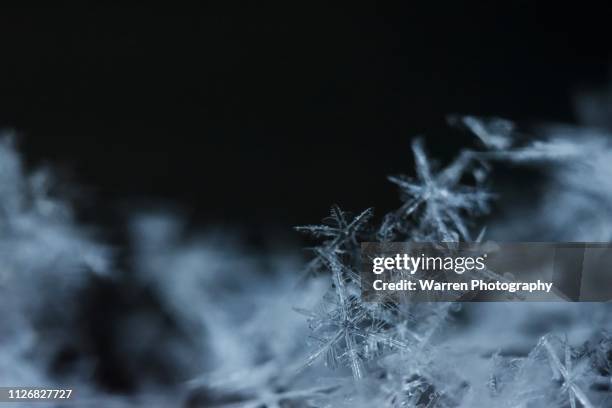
(539, 335, 594, 408)
(296, 206, 373, 276)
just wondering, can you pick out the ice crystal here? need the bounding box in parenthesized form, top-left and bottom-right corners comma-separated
(295, 205, 373, 276)
(539, 335, 594, 408)
(483, 334, 602, 407)
(296, 251, 409, 380)
(379, 137, 491, 242)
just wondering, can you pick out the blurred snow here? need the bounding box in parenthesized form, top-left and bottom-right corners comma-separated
(2, 82, 612, 406)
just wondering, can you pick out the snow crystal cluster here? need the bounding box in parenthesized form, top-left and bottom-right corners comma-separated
(284, 116, 612, 407)
(2, 100, 612, 406)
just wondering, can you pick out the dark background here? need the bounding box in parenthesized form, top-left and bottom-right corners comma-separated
(0, 4, 610, 234)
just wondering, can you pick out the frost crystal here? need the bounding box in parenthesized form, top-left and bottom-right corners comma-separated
(295, 205, 373, 276)
(296, 252, 409, 380)
(540, 335, 594, 408)
(380, 137, 491, 242)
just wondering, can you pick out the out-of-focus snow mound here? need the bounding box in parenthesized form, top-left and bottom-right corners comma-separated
(0, 135, 111, 403)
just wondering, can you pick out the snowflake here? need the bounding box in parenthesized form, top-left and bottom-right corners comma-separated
(539, 335, 594, 408)
(379, 138, 491, 242)
(295, 252, 409, 380)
